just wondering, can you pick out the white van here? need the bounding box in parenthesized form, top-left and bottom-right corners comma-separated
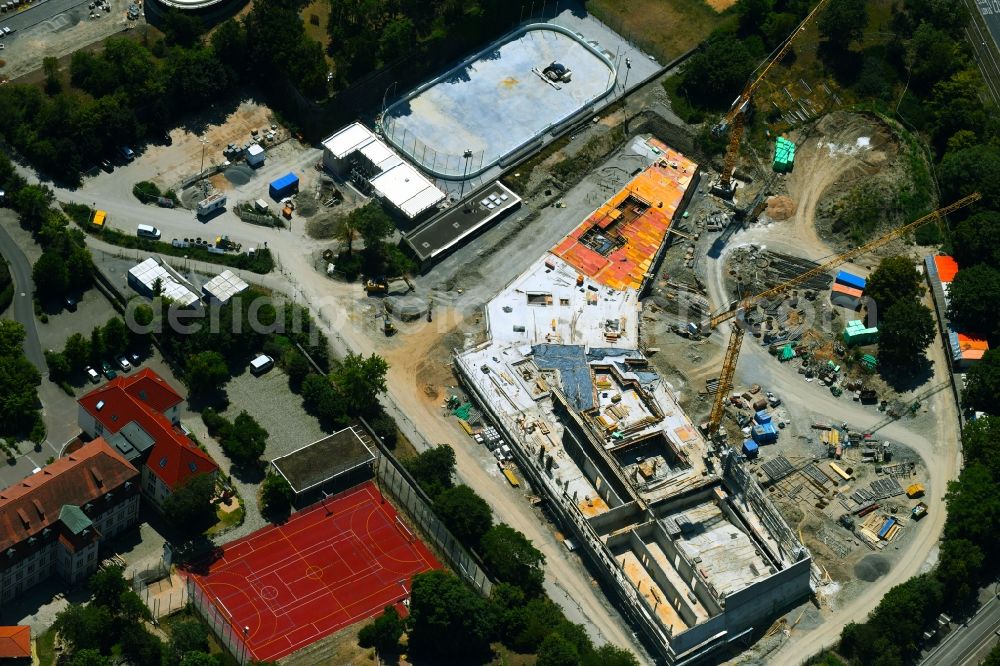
(249, 354, 273, 376)
(136, 224, 161, 240)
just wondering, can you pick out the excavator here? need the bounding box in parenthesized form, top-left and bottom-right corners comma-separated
(703, 193, 981, 440)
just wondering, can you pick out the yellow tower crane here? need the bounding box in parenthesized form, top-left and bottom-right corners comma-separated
(713, 0, 832, 199)
(705, 193, 981, 438)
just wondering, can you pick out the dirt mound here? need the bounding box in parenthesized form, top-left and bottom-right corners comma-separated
(766, 196, 797, 220)
(854, 554, 891, 582)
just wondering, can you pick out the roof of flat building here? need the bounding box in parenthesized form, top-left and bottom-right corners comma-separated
(551, 141, 697, 291)
(271, 426, 375, 494)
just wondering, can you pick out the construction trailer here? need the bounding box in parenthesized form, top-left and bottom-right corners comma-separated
(197, 193, 227, 217)
(843, 320, 879, 346)
(835, 270, 867, 291)
(269, 172, 299, 200)
(830, 283, 863, 309)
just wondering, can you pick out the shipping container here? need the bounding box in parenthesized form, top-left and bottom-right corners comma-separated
(269, 172, 299, 200)
(835, 270, 867, 291)
(742, 440, 759, 457)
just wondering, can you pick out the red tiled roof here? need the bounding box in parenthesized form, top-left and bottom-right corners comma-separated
(0, 439, 138, 552)
(78, 370, 217, 491)
(0, 626, 30, 659)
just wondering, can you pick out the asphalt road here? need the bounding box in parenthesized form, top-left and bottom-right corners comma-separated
(964, 0, 1000, 106)
(0, 218, 45, 372)
(923, 595, 1000, 666)
(0, 0, 92, 41)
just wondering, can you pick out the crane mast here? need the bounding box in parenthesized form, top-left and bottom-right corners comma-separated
(715, 0, 832, 198)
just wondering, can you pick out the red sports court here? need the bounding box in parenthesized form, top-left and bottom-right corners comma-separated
(184, 482, 440, 662)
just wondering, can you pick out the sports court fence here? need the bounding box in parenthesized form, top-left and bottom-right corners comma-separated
(132, 561, 190, 620)
(362, 419, 494, 598)
(187, 575, 253, 666)
(381, 116, 487, 179)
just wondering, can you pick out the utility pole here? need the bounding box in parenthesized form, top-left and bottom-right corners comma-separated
(459, 149, 474, 202)
(621, 58, 632, 132)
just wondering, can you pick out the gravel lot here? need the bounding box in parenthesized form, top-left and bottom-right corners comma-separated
(222, 367, 326, 458)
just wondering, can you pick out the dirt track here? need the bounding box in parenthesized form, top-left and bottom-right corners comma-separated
(697, 113, 961, 663)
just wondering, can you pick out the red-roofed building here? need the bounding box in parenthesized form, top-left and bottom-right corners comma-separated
(77, 369, 218, 510)
(0, 626, 31, 661)
(0, 439, 139, 604)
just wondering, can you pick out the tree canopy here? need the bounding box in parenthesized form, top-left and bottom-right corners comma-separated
(480, 523, 546, 597)
(947, 265, 1000, 342)
(404, 444, 456, 499)
(332, 353, 388, 416)
(408, 570, 493, 659)
(185, 351, 230, 399)
(261, 473, 294, 520)
(963, 351, 1000, 415)
(877, 300, 936, 372)
(433, 484, 494, 548)
(220, 411, 270, 466)
(162, 472, 217, 533)
(818, 0, 868, 50)
(357, 605, 405, 654)
(864, 256, 922, 320)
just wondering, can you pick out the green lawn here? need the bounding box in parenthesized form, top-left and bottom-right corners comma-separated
(587, 0, 731, 61)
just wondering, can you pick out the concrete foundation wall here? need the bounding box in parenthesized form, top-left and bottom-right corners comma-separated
(588, 500, 645, 535)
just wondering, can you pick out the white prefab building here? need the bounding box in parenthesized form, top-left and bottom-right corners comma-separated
(202, 269, 249, 305)
(321, 122, 445, 220)
(127, 257, 199, 307)
(246, 143, 265, 167)
(197, 192, 227, 217)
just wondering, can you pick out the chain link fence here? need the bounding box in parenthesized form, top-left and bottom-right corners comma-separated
(187, 575, 253, 665)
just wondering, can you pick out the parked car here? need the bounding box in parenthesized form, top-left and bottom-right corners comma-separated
(101, 361, 117, 379)
(117, 357, 131, 372)
(129, 351, 141, 365)
(118, 145, 135, 161)
(85, 367, 100, 384)
(100, 159, 113, 173)
(64, 295, 77, 311)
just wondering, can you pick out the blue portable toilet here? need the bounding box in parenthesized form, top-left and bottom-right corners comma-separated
(742, 440, 759, 457)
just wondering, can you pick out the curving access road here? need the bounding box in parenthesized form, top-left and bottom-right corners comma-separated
(0, 216, 45, 372)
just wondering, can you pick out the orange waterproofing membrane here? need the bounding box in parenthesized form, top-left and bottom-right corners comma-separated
(934, 255, 959, 283)
(551, 141, 697, 291)
(957, 332, 989, 361)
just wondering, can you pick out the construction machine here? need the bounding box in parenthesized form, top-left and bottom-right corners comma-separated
(711, 0, 832, 200)
(703, 193, 981, 440)
(365, 277, 389, 295)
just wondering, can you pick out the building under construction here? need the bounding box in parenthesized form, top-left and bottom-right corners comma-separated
(455, 138, 812, 664)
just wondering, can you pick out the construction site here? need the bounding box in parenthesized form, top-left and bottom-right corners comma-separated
(452, 142, 815, 664)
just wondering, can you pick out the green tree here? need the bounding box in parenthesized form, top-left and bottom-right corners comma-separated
(585, 645, 642, 666)
(282, 348, 311, 390)
(357, 605, 404, 654)
(939, 143, 1000, 211)
(178, 652, 219, 666)
(90, 326, 105, 364)
(0, 320, 42, 436)
(53, 604, 114, 653)
(736, 0, 775, 34)
(169, 618, 209, 661)
(12, 184, 54, 231)
(944, 463, 1000, 554)
(434, 484, 493, 548)
(908, 22, 960, 91)
(877, 300, 936, 371)
(936, 537, 985, 606)
(161, 8, 206, 47)
(354, 203, 396, 250)
(952, 211, 1000, 268)
(984, 642, 1000, 666)
(336, 215, 360, 256)
(332, 353, 388, 415)
(261, 473, 294, 518)
(679, 34, 755, 109)
(221, 411, 269, 465)
(408, 570, 493, 658)
(536, 633, 579, 666)
(64, 333, 91, 373)
(959, 415, 1000, 479)
(379, 17, 415, 62)
(865, 256, 922, 319)
(404, 444, 455, 498)
(163, 472, 217, 532)
(480, 524, 546, 596)
(963, 351, 1000, 415)
(185, 350, 229, 398)
(947, 265, 1000, 339)
(69, 649, 111, 666)
(45, 350, 70, 380)
(43, 56, 62, 95)
(369, 413, 398, 449)
(102, 317, 130, 358)
(89, 565, 129, 612)
(120, 626, 165, 666)
(33, 251, 70, 297)
(818, 0, 868, 50)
